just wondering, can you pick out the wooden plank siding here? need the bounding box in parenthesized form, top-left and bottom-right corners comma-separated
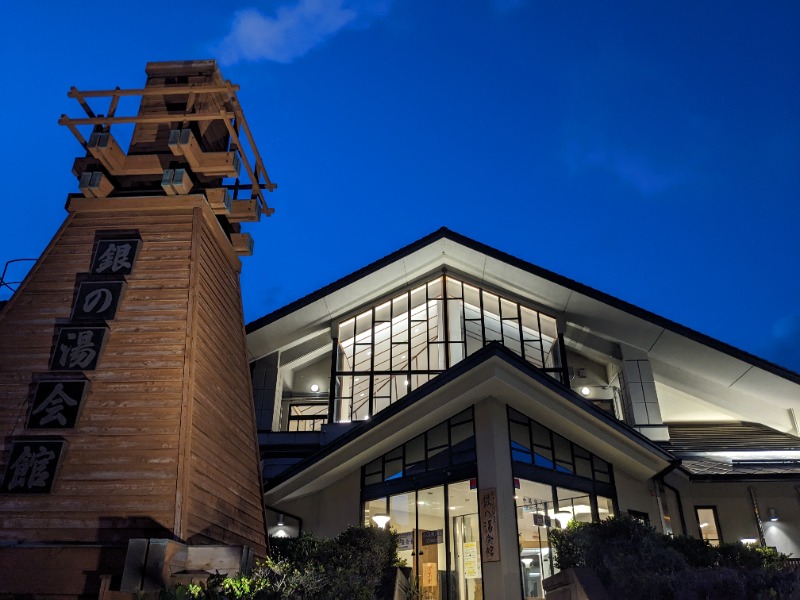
(0, 196, 267, 556)
(180, 216, 267, 552)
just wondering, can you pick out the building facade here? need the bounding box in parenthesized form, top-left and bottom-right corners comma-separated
(247, 228, 800, 600)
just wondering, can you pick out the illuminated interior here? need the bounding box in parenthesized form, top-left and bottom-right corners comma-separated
(334, 275, 561, 422)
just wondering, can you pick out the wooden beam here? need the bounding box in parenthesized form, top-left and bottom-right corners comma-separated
(79, 171, 114, 198)
(58, 112, 236, 127)
(176, 129, 240, 177)
(205, 188, 232, 214)
(107, 87, 121, 118)
(220, 114, 262, 202)
(228, 200, 261, 223)
(68, 83, 239, 99)
(229, 96, 277, 192)
(230, 233, 254, 256)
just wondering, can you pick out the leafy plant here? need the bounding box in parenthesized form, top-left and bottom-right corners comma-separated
(162, 526, 401, 600)
(548, 516, 800, 600)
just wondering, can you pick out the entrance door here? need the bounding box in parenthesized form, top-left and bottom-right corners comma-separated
(417, 486, 445, 600)
(451, 513, 482, 600)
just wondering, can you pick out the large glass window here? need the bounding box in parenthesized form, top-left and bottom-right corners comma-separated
(334, 275, 562, 422)
(286, 402, 327, 432)
(362, 409, 476, 489)
(508, 407, 614, 487)
(363, 481, 482, 600)
(515, 479, 616, 599)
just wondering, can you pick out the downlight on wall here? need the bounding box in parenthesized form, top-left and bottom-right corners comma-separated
(769, 508, 779, 522)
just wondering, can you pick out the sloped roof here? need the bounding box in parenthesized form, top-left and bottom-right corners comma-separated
(664, 422, 800, 479)
(263, 343, 674, 504)
(665, 422, 800, 453)
(246, 228, 799, 433)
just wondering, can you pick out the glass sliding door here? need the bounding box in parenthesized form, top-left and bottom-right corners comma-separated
(448, 480, 483, 600)
(391, 492, 417, 578)
(417, 486, 446, 600)
(364, 480, 482, 600)
(515, 480, 554, 600)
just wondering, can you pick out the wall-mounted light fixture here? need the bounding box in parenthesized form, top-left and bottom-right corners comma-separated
(310, 384, 320, 392)
(769, 508, 779, 522)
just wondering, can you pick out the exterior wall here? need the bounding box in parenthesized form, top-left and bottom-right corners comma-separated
(0, 197, 267, 594)
(272, 468, 362, 538)
(183, 212, 267, 550)
(474, 397, 523, 599)
(0, 207, 190, 545)
(0, 545, 127, 596)
(252, 352, 280, 431)
(686, 480, 800, 556)
(614, 468, 661, 526)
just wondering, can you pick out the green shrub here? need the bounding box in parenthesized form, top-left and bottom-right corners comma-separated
(548, 516, 799, 600)
(164, 526, 400, 600)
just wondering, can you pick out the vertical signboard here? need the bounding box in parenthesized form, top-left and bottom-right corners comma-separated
(479, 487, 500, 562)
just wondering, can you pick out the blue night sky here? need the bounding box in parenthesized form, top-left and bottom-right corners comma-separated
(1, 1, 799, 372)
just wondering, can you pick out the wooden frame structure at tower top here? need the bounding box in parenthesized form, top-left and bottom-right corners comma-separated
(58, 61, 276, 253)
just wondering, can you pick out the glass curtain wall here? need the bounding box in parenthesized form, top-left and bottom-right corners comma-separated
(335, 275, 560, 422)
(515, 480, 616, 600)
(364, 480, 482, 600)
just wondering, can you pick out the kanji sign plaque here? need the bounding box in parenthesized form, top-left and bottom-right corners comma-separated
(26, 380, 88, 429)
(49, 326, 108, 371)
(90, 238, 141, 276)
(0, 439, 67, 494)
(71, 280, 126, 322)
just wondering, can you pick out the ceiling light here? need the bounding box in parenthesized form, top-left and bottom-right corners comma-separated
(700, 522, 708, 528)
(372, 513, 390, 528)
(580, 386, 590, 396)
(521, 558, 533, 567)
(310, 384, 319, 392)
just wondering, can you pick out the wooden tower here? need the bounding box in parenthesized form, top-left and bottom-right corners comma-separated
(0, 61, 275, 597)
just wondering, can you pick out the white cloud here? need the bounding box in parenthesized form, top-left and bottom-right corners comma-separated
(217, 0, 390, 65)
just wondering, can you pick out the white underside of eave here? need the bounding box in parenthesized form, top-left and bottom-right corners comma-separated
(247, 238, 799, 433)
(263, 355, 670, 505)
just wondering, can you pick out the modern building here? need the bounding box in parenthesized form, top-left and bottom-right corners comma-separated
(246, 227, 800, 600)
